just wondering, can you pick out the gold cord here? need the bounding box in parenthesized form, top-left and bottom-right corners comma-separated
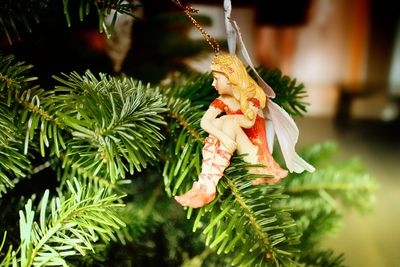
(172, 0, 220, 54)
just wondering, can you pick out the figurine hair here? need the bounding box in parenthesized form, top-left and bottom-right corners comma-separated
(211, 53, 266, 118)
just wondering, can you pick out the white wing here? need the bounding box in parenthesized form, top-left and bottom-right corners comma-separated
(267, 99, 315, 173)
(264, 112, 275, 154)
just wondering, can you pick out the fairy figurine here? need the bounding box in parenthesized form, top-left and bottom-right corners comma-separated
(175, 53, 314, 208)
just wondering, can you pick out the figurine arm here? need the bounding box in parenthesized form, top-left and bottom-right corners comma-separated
(226, 101, 258, 128)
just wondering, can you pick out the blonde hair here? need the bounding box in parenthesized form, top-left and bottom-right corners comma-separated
(210, 53, 266, 119)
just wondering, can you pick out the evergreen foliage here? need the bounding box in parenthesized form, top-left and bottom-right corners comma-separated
(0, 54, 36, 195)
(280, 142, 377, 266)
(0, 54, 168, 266)
(255, 68, 308, 116)
(1, 178, 125, 266)
(51, 71, 167, 182)
(0, 0, 141, 44)
(0, 5, 378, 266)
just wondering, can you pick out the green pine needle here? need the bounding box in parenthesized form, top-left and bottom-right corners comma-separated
(14, 178, 125, 266)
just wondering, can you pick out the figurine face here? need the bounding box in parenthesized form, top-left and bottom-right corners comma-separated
(212, 71, 232, 96)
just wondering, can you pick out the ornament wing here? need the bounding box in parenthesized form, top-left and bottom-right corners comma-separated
(265, 117, 275, 154)
(267, 99, 315, 173)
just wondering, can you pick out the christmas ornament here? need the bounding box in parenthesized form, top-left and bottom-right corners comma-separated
(173, 0, 314, 209)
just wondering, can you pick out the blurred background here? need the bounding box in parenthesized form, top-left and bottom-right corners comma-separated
(1, 0, 399, 266)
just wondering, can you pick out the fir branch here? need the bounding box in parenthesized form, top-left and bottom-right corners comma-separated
(0, 0, 141, 44)
(0, 232, 15, 267)
(162, 105, 203, 196)
(282, 142, 378, 212)
(18, 96, 55, 122)
(0, 101, 31, 197)
(177, 159, 301, 267)
(256, 68, 309, 117)
(295, 206, 342, 251)
(277, 142, 377, 266)
(58, 154, 132, 198)
(0, 54, 37, 104)
(89, 0, 142, 37)
(0, 53, 63, 159)
(299, 250, 345, 267)
(60, 155, 118, 190)
(163, 73, 216, 106)
(2, 57, 168, 188)
(52, 71, 167, 182)
(0, 0, 46, 45)
(14, 83, 65, 158)
(15, 86, 66, 158)
(167, 98, 203, 142)
(9, 178, 125, 266)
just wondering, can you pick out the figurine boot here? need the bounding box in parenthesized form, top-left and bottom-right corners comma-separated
(175, 136, 234, 208)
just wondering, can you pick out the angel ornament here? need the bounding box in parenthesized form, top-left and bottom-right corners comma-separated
(175, 53, 314, 208)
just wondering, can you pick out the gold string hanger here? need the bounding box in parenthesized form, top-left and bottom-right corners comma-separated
(172, 0, 220, 55)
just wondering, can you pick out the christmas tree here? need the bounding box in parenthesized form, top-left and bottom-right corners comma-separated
(0, 1, 377, 266)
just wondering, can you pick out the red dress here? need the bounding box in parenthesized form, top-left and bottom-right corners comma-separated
(211, 98, 288, 183)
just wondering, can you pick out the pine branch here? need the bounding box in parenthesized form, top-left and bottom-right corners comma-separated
(86, 0, 142, 37)
(59, 156, 121, 191)
(0, 0, 141, 44)
(0, 54, 37, 104)
(163, 73, 216, 106)
(3, 57, 168, 185)
(282, 142, 378, 213)
(52, 71, 167, 182)
(256, 68, 309, 117)
(0, 55, 36, 196)
(0, 54, 58, 158)
(169, 156, 301, 266)
(298, 250, 345, 267)
(0, 0, 46, 45)
(0, 102, 31, 197)
(0, 232, 15, 267)
(4, 178, 126, 266)
(277, 142, 377, 266)
(162, 98, 204, 196)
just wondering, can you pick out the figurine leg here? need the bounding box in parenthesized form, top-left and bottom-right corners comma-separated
(174, 136, 234, 208)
